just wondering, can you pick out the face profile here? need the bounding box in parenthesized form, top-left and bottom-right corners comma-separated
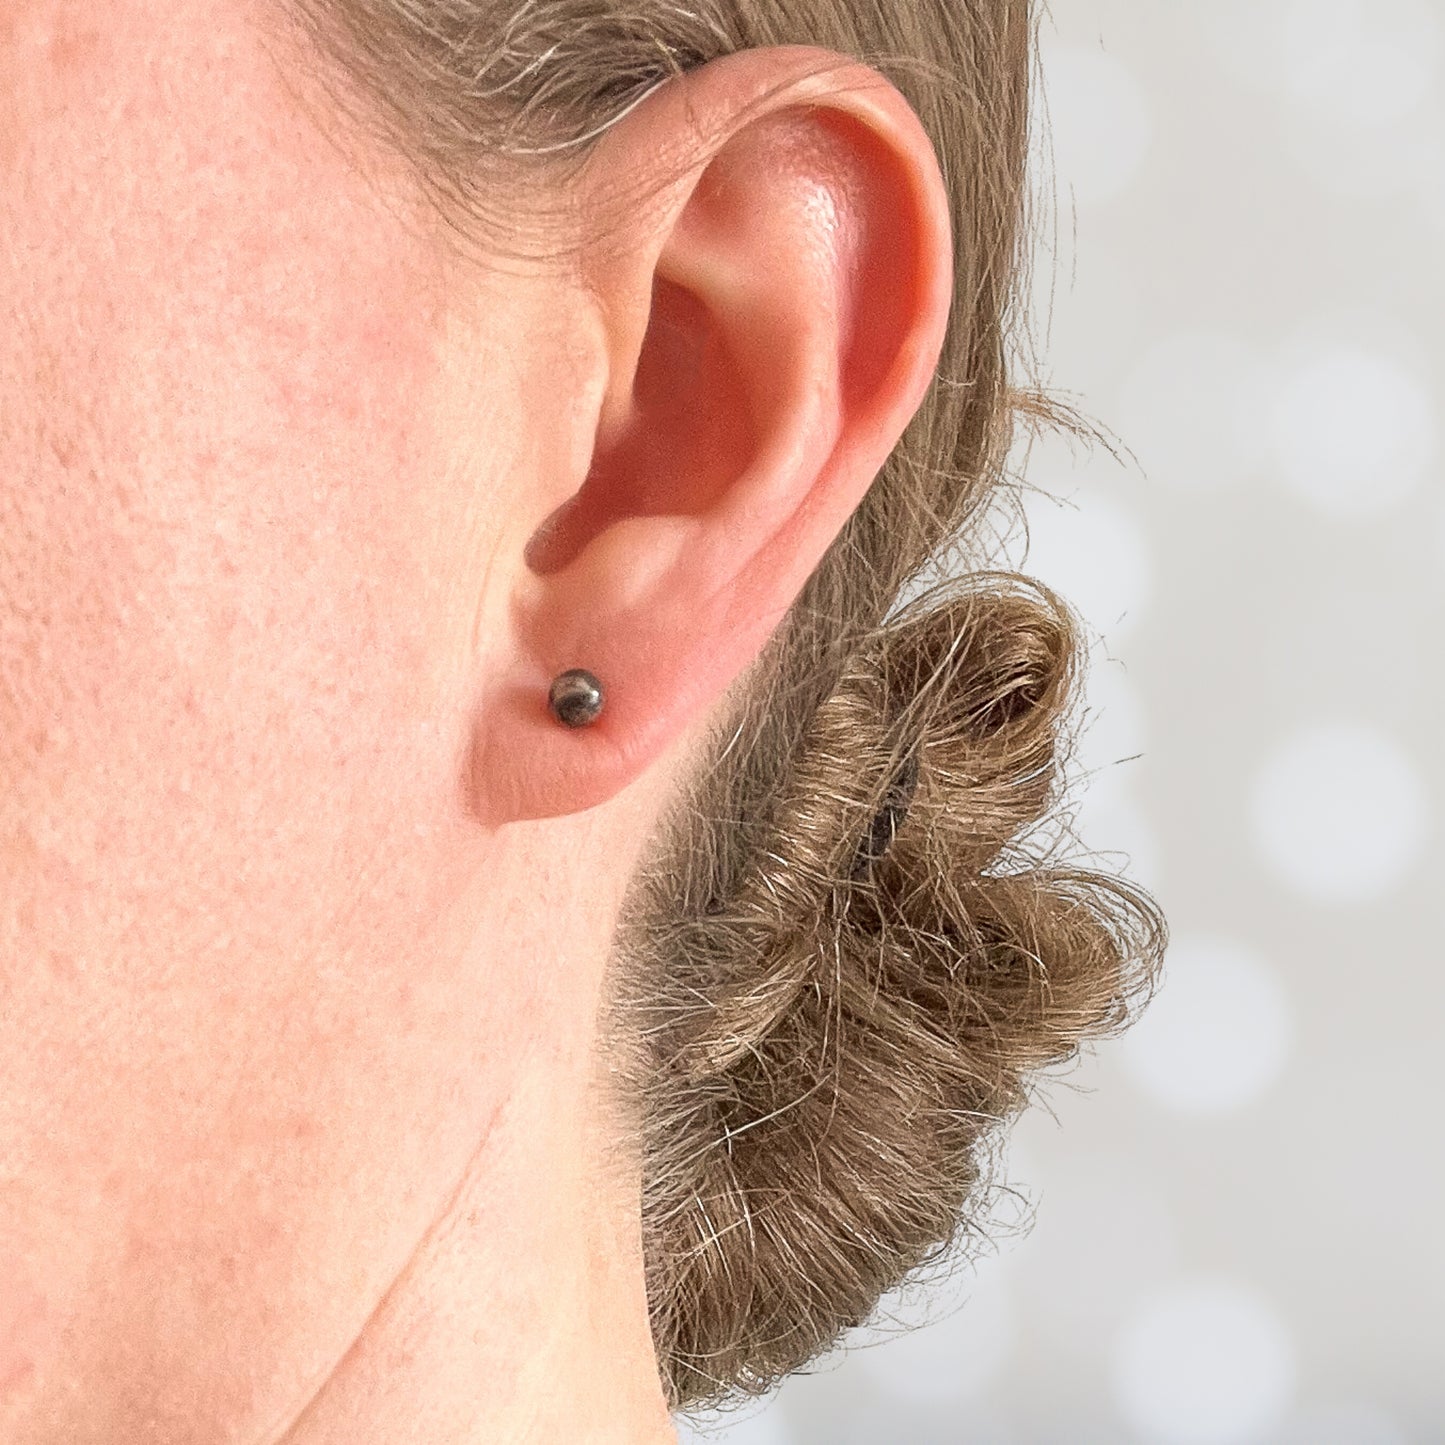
(0, 2, 1166, 1442)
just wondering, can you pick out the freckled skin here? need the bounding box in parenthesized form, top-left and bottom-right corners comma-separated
(0, 0, 589, 1438)
(0, 1275, 46, 1396)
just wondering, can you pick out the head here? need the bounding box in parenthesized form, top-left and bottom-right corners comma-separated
(0, 0, 1165, 1440)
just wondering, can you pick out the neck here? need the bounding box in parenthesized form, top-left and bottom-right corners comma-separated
(268, 792, 680, 1445)
(274, 1026, 677, 1445)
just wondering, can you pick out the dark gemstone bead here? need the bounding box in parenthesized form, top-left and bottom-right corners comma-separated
(548, 668, 605, 727)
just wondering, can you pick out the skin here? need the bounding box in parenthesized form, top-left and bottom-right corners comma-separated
(0, 1, 953, 1440)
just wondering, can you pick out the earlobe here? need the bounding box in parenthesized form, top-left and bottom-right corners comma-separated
(467, 45, 954, 830)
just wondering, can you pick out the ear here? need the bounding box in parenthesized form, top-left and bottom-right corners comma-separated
(469, 44, 954, 826)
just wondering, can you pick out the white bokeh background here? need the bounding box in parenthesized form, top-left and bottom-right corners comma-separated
(675, 2, 1443, 1441)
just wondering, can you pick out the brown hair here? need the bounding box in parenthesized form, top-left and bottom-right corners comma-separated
(273, 0, 1168, 1414)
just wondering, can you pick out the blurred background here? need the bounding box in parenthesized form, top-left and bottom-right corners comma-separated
(675, 1, 1443, 1441)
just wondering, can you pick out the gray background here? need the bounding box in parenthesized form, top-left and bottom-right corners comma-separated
(675, 1, 1444, 1441)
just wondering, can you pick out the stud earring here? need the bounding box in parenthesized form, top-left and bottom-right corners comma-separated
(548, 668, 605, 728)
